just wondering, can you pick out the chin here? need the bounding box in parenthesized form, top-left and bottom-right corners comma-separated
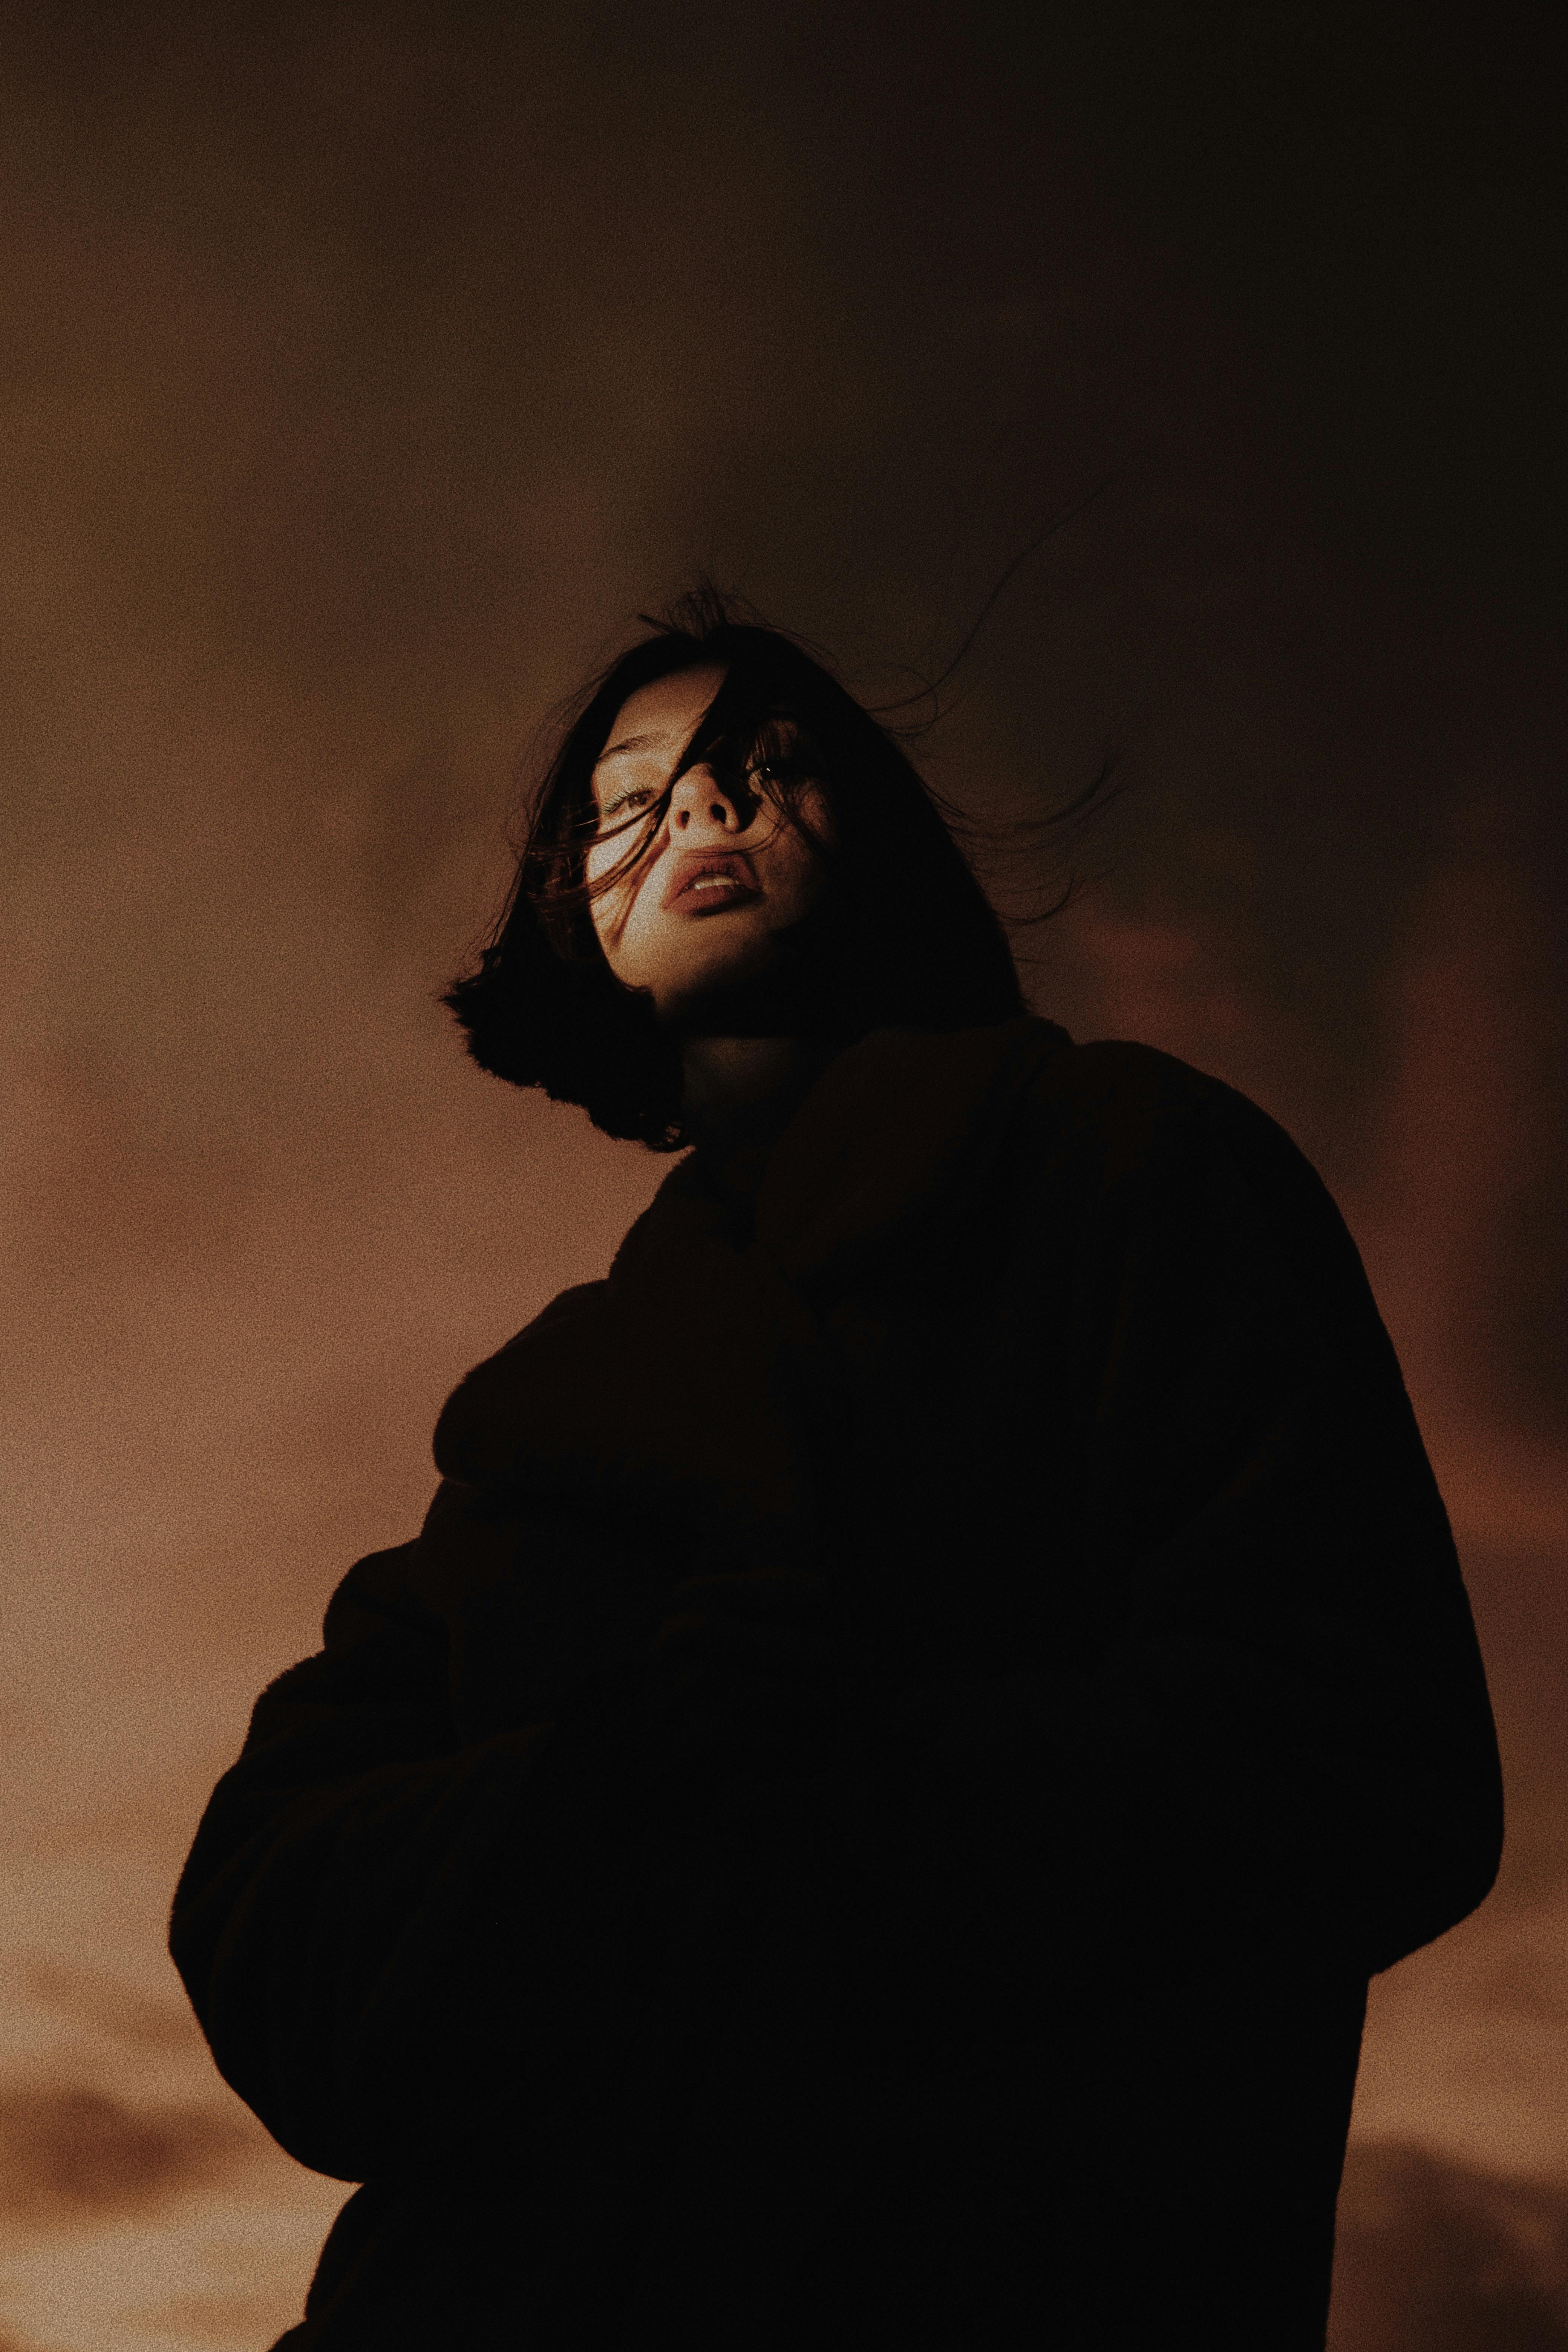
(648, 891, 849, 1034)
(657, 958, 796, 1034)
(659, 956, 845, 1040)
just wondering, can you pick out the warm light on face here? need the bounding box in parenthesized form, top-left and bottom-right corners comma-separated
(585, 663, 835, 1018)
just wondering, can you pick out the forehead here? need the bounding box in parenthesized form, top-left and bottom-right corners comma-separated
(594, 663, 728, 768)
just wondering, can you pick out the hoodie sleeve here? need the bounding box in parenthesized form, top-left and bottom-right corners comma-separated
(167, 1514, 656, 2185)
(872, 1047, 1504, 2021)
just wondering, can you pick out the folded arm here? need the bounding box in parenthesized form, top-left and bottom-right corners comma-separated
(168, 1527, 653, 2184)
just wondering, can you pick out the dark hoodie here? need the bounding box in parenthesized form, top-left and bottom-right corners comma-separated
(168, 1017, 1503, 2350)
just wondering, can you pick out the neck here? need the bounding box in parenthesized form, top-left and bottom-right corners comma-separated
(679, 1036, 840, 1152)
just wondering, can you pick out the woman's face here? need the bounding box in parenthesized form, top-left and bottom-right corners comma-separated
(586, 663, 835, 1020)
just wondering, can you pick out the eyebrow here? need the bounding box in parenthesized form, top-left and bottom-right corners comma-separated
(593, 733, 660, 766)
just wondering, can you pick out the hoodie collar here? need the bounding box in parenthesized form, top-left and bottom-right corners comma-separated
(432, 1017, 1073, 1545)
(666, 1015, 1072, 1291)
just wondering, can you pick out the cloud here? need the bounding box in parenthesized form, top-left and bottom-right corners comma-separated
(119, 2291, 288, 2346)
(19, 1958, 205, 2053)
(1358, 822, 1568, 1439)
(1331, 2139, 1568, 2351)
(1040, 897, 1314, 1127)
(0, 2078, 255, 2236)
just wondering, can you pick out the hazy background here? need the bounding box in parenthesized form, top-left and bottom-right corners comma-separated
(2, 3, 1566, 2344)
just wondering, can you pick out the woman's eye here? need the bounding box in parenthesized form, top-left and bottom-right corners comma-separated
(602, 787, 655, 823)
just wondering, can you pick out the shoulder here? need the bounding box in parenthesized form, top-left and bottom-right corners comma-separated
(1021, 1032, 1358, 1290)
(1023, 1034, 1265, 1185)
(432, 1277, 611, 1482)
(1027, 1034, 1402, 1389)
(1027, 1033, 1331, 1213)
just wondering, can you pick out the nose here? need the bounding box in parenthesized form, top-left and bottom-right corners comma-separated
(668, 764, 741, 834)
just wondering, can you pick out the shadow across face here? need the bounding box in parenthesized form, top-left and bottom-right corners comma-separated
(586, 663, 841, 1027)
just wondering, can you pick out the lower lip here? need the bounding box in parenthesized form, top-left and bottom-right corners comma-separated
(674, 878, 762, 913)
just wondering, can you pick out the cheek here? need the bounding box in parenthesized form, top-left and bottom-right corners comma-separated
(585, 836, 646, 951)
(584, 850, 612, 943)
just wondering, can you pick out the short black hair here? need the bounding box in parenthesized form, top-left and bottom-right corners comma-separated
(444, 583, 1029, 1149)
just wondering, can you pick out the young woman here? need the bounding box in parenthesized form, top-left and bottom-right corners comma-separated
(170, 590, 1504, 2351)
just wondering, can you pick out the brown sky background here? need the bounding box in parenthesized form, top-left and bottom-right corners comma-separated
(2, 3, 1567, 2345)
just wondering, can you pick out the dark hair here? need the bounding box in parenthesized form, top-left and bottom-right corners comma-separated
(444, 583, 1031, 1150)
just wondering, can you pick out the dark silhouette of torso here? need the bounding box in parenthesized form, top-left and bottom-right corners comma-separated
(170, 1018, 1504, 2350)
